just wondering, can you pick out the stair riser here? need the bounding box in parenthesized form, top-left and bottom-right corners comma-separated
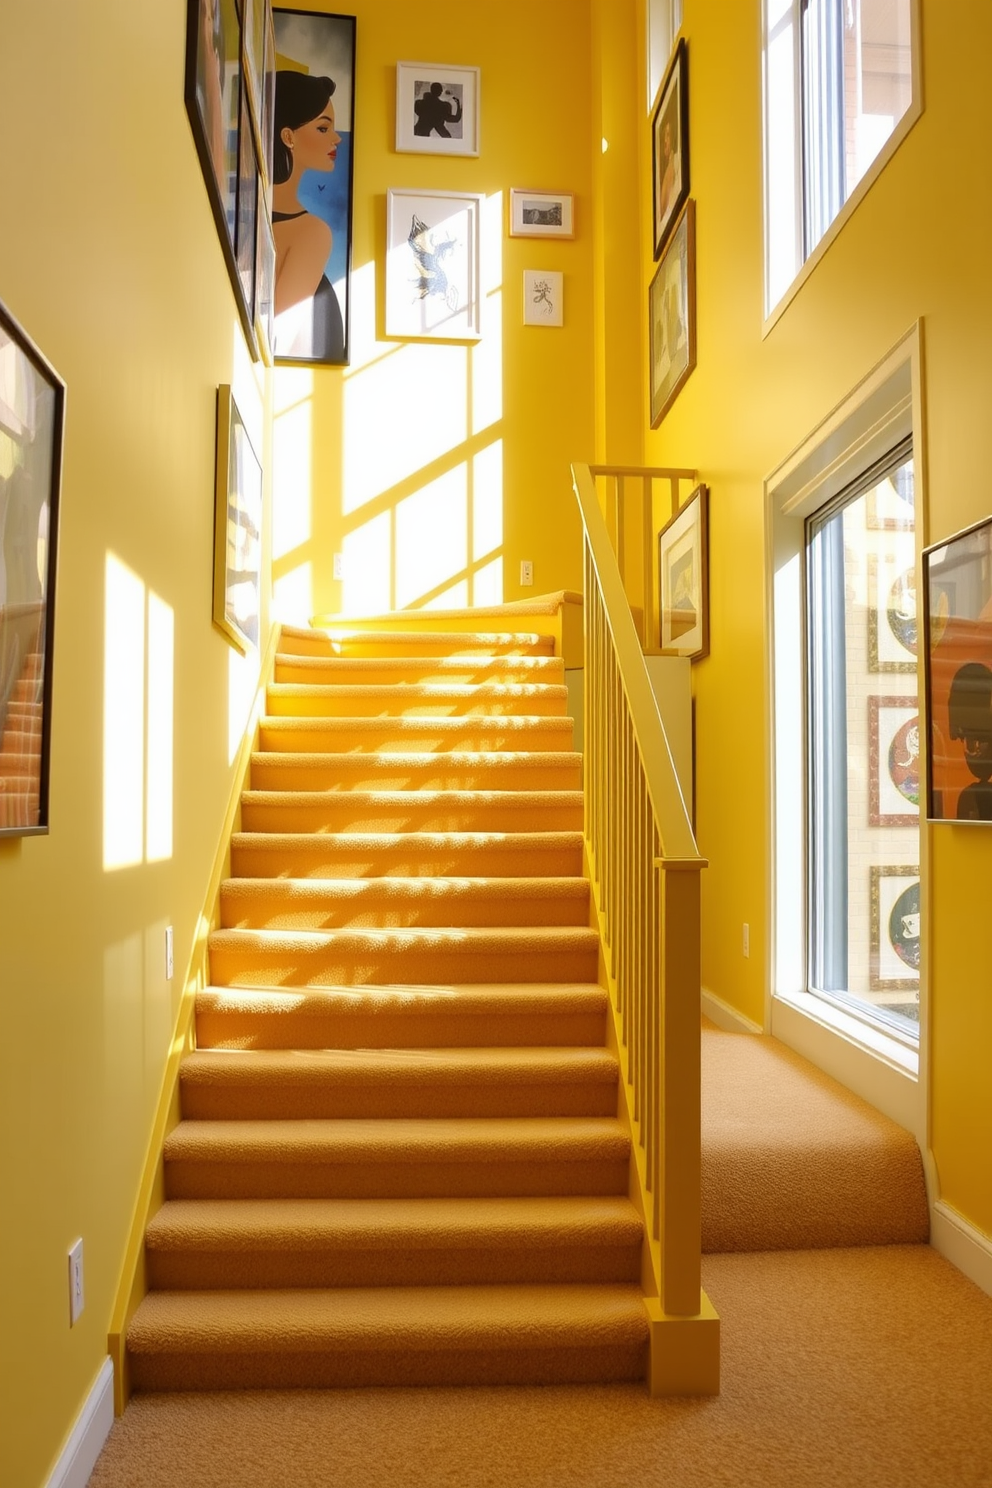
(266, 689, 569, 720)
(207, 945, 599, 989)
(129, 1341, 647, 1392)
(164, 1158, 630, 1201)
(274, 660, 565, 686)
(229, 841, 584, 879)
(218, 884, 591, 930)
(258, 722, 573, 753)
(179, 1084, 619, 1121)
(238, 801, 583, 834)
(195, 1011, 607, 1050)
(147, 1244, 641, 1290)
(249, 759, 583, 792)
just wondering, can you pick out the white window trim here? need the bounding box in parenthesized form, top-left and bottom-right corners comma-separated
(764, 323, 931, 1149)
(761, 0, 924, 334)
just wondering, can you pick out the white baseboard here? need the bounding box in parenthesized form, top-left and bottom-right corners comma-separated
(701, 986, 763, 1035)
(931, 1201, 992, 1300)
(45, 1357, 114, 1488)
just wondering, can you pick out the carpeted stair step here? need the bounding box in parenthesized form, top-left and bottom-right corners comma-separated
(257, 715, 574, 753)
(163, 1116, 632, 1200)
(219, 875, 590, 930)
(273, 654, 565, 686)
(229, 830, 584, 879)
(0, 752, 40, 778)
(125, 1282, 649, 1391)
(178, 1046, 619, 1120)
(208, 925, 600, 988)
(248, 750, 583, 793)
(144, 1195, 644, 1290)
(277, 625, 555, 658)
(238, 789, 583, 835)
(195, 982, 607, 1049)
(265, 682, 569, 719)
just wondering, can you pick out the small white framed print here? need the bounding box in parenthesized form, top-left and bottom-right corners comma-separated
(385, 188, 484, 340)
(396, 62, 480, 156)
(523, 270, 563, 327)
(510, 189, 574, 239)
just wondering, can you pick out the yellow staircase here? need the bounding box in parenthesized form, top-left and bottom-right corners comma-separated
(125, 618, 651, 1390)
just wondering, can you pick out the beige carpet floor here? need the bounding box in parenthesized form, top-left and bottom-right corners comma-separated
(90, 1244, 992, 1488)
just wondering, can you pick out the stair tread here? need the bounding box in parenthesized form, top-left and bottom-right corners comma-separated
(268, 682, 569, 699)
(209, 925, 599, 950)
(181, 1046, 619, 1086)
(164, 1115, 630, 1164)
(198, 980, 606, 1007)
(240, 789, 583, 807)
(127, 1283, 649, 1354)
(252, 750, 582, 767)
(220, 875, 590, 899)
(231, 829, 583, 848)
(260, 715, 574, 731)
(145, 1195, 643, 1251)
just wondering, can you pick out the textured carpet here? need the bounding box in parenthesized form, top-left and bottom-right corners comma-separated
(91, 1245, 992, 1487)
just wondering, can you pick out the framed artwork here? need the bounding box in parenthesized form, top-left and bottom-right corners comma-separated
(923, 515, 992, 822)
(396, 62, 480, 156)
(649, 199, 696, 427)
(255, 208, 276, 364)
(523, 270, 563, 327)
(241, 0, 267, 164)
(235, 79, 259, 339)
(658, 482, 709, 661)
(260, 4, 277, 190)
(272, 9, 356, 365)
(0, 301, 65, 837)
(385, 189, 484, 341)
(868, 695, 920, 827)
(868, 551, 917, 673)
(213, 386, 262, 655)
(870, 866, 920, 991)
(866, 464, 915, 530)
(652, 37, 689, 259)
(509, 190, 574, 239)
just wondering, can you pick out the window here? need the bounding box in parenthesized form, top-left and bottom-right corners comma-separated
(805, 442, 920, 1041)
(763, 0, 915, 313)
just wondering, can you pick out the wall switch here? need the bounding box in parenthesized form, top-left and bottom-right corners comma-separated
(165, 925, 174, 981)
(68, 1239, 84, 1326)
(520, 560, 534, 587)
(742, 923, 750, 958)
(333, 553, 344, 580)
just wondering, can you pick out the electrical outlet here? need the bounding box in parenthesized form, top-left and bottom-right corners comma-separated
(68, 1239, 84, 1326)
(742, 923, 750, 958)
(520, 560, 534, 587)
(333, 552, 344, 580)
(165, 925, 174, 981)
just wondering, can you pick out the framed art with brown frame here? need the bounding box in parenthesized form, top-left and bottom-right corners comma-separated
(868, 694, 921, 827)
(658, 482, 709, 660)
(649, 199, 696, 427)
(922, 514, 992, 822)
(213, 386, 262, 655)
(0, 298, 65, 837)
(652, 36, 689, 259)
(869, 865, 920, 991)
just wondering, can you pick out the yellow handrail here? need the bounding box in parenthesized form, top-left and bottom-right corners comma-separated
(572, 460, 706, 1321)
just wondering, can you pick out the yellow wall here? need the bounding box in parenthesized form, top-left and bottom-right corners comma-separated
(0, 4, 270, 1485)
(271, 0, 597, 625)
(632, 1, 992, 1235)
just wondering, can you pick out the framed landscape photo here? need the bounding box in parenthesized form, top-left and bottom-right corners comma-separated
(923, 515, 992, 822)
(523, 270, 563, 327)
(868, 695, 921, 827)
(652, 36, 689, 259)
(509, 189, 574, 239)
(272, 8, 356, 365)
(649, 199, 696, 426)
(213, 386, 262, 655)
(870, 865, 921, 991)
(0, 299, 65, 837)
(659, 482, 709, 661)
(396, 62, 480, 156)
(385, 189, 483, 341)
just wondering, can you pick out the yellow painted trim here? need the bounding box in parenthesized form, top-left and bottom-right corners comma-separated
(644, 1292, 720, 1397)
(106, 621, 282, 1415)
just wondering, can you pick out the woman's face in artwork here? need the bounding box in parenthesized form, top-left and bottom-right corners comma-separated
(282, 101, 340, 174)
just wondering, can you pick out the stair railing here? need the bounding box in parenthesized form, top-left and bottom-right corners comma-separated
(572, 461, 707, 1319)
(588, 464, 697, 650)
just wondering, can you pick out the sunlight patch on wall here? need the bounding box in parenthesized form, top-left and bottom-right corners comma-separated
(104, 555, 144, 870)
(272, 561, 314, 627)
(343, 260, 399, 375)
(424, 579, 470, 609)
(396, 466, 469, 610)
(342, 509, 392, 615)
(342, 342, 469, 516)
(473, 556, 504, 606)
(228, 644, 258, 764)
(473, 290, 503, 435)
(473, 440, 504, 562)
(145, 592, 174, 863)
(273, 369, 314, 560)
